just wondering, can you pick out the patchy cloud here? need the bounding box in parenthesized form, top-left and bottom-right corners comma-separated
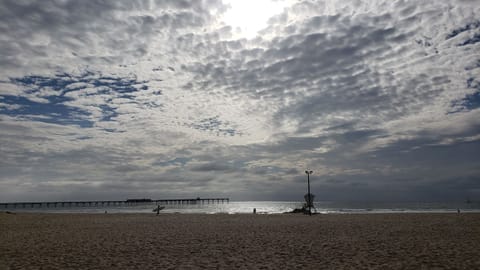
(1, 0, 479, 202)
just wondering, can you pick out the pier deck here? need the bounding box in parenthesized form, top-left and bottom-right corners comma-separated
(0, 197, 229, 209)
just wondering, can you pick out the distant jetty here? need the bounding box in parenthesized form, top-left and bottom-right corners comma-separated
(0, 197, 229, 209)
(126, 198, 153, 203)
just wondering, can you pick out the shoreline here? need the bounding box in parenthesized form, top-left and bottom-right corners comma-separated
(2, 200, 479, 215)
(2, 208, 480, 215)
(0, 210, 480, 216)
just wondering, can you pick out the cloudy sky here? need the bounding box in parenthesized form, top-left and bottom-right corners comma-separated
(1, 0, 479, 202)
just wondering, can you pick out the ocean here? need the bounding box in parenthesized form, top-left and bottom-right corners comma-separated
(2, 200, 480, 214)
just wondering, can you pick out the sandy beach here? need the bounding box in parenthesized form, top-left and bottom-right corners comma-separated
(1, 213, 480, 269)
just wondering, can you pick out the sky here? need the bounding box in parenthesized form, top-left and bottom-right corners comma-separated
(1, 0, 479, 202)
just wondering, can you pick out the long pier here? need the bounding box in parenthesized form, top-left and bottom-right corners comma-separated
(0, 197, 229, 209)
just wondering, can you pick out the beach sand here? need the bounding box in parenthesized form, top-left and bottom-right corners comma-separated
(1, 213, 480, 269)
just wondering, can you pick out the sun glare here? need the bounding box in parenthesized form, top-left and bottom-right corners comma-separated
(222, 0, 291, 38)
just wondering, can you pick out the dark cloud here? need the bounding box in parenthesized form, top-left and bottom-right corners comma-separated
(190, 162, 234, 172)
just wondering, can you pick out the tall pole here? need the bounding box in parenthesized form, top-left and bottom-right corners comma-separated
(307, 172, 311, 216)
(305, 170, 313, 216)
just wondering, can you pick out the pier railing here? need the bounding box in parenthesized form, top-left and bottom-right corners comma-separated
(0, 197, 229, 209)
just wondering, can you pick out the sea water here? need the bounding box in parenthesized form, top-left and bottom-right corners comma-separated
(2, 201, 480, 214)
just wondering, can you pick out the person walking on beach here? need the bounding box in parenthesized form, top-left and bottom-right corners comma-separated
(253, 208, 256, 214)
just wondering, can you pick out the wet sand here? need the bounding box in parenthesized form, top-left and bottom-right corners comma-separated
(1, 212, 480, 269)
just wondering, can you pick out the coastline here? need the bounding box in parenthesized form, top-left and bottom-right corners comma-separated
(1, 212, 480, 269)
(2, 200, 479, 215)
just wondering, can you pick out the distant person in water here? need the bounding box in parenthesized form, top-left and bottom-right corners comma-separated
(457, 208, 461, 214)
(253, 208, 256, 214)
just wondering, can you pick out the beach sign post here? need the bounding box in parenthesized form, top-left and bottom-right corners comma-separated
(305, 170, 313, 216)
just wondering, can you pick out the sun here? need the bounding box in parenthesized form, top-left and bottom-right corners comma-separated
(221, 0, 291, 39)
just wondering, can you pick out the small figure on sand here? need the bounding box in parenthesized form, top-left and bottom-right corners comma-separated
(457, 208, 461, 214)
(153, 205, 165, 215)
(253, 208, 256, 214)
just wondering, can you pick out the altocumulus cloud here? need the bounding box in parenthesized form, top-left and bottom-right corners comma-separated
(0, 0, 479, 202)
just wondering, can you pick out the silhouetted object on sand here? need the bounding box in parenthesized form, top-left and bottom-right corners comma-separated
(305, 170, 313, 216)
(153, 205, 165, 215)
(253, 208, 256, 214)
(288, 202, 317, 214)
(304, 193, 316, 214)
(288, 207, 307, 214)
(288, 170, 317, 214)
